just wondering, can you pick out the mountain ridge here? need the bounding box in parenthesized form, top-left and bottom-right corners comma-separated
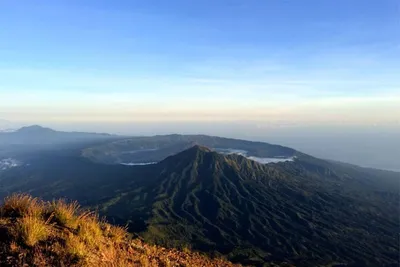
(0, 134, 398, 266)
(0, 125, 120, 146)
(90, 145, 398, 266)
(83, 134, 298, 165)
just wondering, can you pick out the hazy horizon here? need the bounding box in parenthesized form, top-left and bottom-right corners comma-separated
(1, 119, 399, 172)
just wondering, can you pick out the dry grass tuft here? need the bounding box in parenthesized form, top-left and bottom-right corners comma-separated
(47, 199, 81, 229)
(76, 217, 103, 247)
(17, 215, 49, 246)
(104, 224, 127, 244)
(0, 193, 241, 267)
(1, 193, 44, 218)
(65, 233, 89, 261)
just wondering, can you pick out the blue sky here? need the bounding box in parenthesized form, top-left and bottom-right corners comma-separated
(0, 0, 399, 127)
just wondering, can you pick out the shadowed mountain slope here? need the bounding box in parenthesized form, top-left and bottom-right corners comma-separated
(96, 146, 399, 267)
(0, 145, 398, 266)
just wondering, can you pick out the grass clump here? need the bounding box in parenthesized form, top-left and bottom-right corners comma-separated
(17, 214, 49, 247)
(1, 193, 43, 218)
(102, 223, 127, 244)
(76, 217, 103, 247)
(65, 233, 89, 261)
(0, 193, 241, 267)
(47, 199, 82, 229)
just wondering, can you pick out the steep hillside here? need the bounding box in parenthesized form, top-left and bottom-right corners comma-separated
(0, 145, 398, 266)
(0, 193, 242, 267)
(97, 146, 399, 267)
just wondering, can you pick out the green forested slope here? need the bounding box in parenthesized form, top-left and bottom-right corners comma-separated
(95, 146, 399, 266)
(0, 145, 398, 266)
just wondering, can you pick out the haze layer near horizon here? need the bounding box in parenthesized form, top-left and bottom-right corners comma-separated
(0, 0, 399, 127)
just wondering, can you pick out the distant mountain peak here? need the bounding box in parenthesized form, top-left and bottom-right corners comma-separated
(16, 125, 56, 133)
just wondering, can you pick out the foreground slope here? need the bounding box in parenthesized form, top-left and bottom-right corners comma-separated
(0, 193, 241, 267)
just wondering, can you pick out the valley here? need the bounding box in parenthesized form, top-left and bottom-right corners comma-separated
(0, 127, 399, 266)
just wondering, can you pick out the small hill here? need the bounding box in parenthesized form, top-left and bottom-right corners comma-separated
(16, 125, 56, 134)
(0, 193, 241, 267)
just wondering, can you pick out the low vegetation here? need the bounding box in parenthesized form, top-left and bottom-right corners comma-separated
(0, 193, 241, 267)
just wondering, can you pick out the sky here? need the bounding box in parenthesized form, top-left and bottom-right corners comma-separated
(0, 0, 399, 129)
